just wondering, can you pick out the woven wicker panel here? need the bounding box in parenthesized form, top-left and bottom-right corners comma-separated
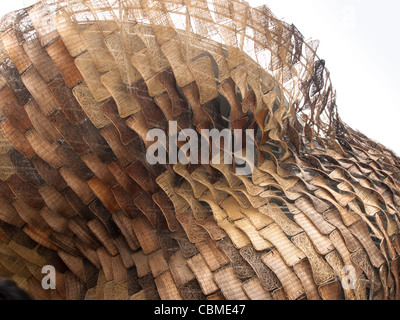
(261, 250, 305, 300)
(0, 0, 398, 301)
(213, 266, 249, 300)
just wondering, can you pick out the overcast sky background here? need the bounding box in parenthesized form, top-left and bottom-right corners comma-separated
(0, 0, 399, 155)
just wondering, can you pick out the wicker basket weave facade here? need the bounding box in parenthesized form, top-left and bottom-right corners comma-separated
(0, 0, 399, 300)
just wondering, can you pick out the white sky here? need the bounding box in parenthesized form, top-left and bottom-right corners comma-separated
(249, 0, 400, 156)
(0, 0, 399, 155)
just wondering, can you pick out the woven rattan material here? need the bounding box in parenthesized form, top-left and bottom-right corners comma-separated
(0, 0, 398, 301)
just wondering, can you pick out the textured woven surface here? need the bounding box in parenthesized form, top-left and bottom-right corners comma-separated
(0, 0, 399, 301)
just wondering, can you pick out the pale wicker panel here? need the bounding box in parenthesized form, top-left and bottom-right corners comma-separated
(131, 216, 161, 255)
(261, 250, 305, 300)
(21, 67, 60, 116)
(291, 233, 336, 286)
(213, 266, 249, 300)
(28, 3, 59, 46)
(242, 277, 273, 300)
(72, 83, 111, 129)
(148, 250, 170, 278)
(234, 218, 273, 251)
(292, 259, 321, 300)
(80, 22, 118, 74)
(195, 239, 230, 272)
(294, 213, 335, 256)
(260, 223, 306, 266)
(168, 250, 196, 288)
(55, 9, 87, 57)
(217, 219, 251, 249)
(155, 271, 183, 300)
(100, 70, 140, 118)
(74, 52, 111, 102)
(187, 254, 219, 296)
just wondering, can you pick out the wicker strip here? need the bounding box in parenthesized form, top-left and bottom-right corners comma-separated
(239, 244, 281, 291)
(168, 250, 196, 288)
(87, 219, 119, 257)
(54, 9, 86, 57)
(7, 173, 45, 210)
(74, 52, 111, 102)
(104, 30, 143, 85)
(38, 186, 74, 220)
(195, 239, 229, 272)
(242, 277, 273, 300)
(187, 254, 218, 295)
(314, 188, 360, 227)
(176, 209, 210, 244)
(112, 211, 140, 252)
(112, 255, 127, 284)
(349, 220, 386, 268)
(189, 56, 219, 104)
(1, 29, 31, 74)
(260, 223, 306, 266)
(294, 197, 336, 235)
(191, 167, 227, 204)
(68, 216, 101, 250)
(318, 281, 342, 300)
(113, 236, 135, 269)
(12, 199, 48, 231)
(175, 183, 210, 220)
(195, 216, 227, 241)
(24, 100, 61, 143)
(0, 197, 25, 228)
(235, 219, 273, 252)
(101, 70, 140, 118)
(132, 251, 151, 278)
(0, 154, 15, 182)
(74, 238, 101, 270)
(23, 37, 59, 83)
(25, 130, 61, 171)
(217, 219, 251, 249)
(28, 3, 59, 46)
(220, 196, 246, 221)
(329, 230, 362, 276)
(134, 192, 166, 229)
(21, 66, 60, 116)
(148, 250, 169, 278)
(160, 38, 194, 87)
(131, 216, 161, 255)
(214, 266, 249, 300)
(259, 203, 304, 236)
(87, 177, 120, 213)
(100, 125, 135, 167)
(126, 161, 159, 195)
(111, 186, 140, 219)
(130, 49, 165, 97)
(96, 247, 114, 282)
(153, 191, 183, 232)
(293, 259, 321, 300)
(323, 209, 362, 253)
(80, 22, 118, 74)
(155, 271, 183, 300)
(59, 167, 94, 205)
(291, 232, 336, 286)
(325, 250, 357, 300)
(0, 120, 35, 158)
(261, 250, 305, 300)
(294, 213, 335, 256)
(45, 37, 83, 88)
(58, 250, 85, 282)
(217, 237, 255, 279)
